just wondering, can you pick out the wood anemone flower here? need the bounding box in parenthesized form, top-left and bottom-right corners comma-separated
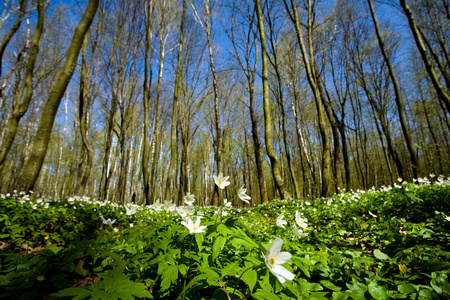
(265, 237, 295, 284)
(238, 185, 251, 204)
(181, 216, 207, 234)
(213, 173, 231, 189)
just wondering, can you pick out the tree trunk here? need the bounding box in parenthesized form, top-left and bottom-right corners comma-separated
(368, 0, 418, 179)
(165, 0, 187, 201)
(74, 36, 93, 196)
(199, 0, 223, 207)
(142, 0, 154, 205)
(150, 18, 166, 205)
(284, 0, 332, 197)
(255, 0, 291, 200)
(0, 0, 44, 168)
(399, 0, 450, 113)
(0, 0, 28, 79)
(16, 0, 99, 192)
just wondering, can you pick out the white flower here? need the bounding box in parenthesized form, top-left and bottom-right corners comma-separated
(181, 216, 207, 234)
(445, 215, 450, 222)
(213, 173, 230, 189)
(100, 214, 116, 225)
(177, 206, 195, 217)
(368, 211, 377, 218)
(292, 224, 308, 238)
(151, 200, 163, 211)
(295, 211, 308, 229)
(184, 193, 195, 206)
(125, 205, 138, 216)
(265, 237, 295, 284)
(238, 185, 251, 204)
(276, 214, 287, 228)
(163, 200, 176, 211)
(224, 198, 232, 208)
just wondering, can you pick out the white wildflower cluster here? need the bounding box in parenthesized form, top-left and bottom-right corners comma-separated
(275, 211, 310, 239)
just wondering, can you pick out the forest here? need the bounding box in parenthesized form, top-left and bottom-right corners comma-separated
(0, 0, 449, 206)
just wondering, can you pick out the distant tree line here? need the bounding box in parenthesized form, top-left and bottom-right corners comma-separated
(0, 0, 448, 206)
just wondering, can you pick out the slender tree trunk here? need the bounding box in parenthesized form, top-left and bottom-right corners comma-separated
(165, 0, 187, 201)
(420, 90, 444, 174)
(249, 77, 269, 204)
(320, 79, 344, 192)
(74, 36, 93, 196)
(255, 0, 290, 200)
(266, 26, 300, 198)
(179, 127, 189, 205)
(16, 0, 99, 192)
(228, 5, 269, 204)
(150, 27, 165, 205)
(0, 0, 28, 79)
(291, 90, 315, 195)
(350, 93, 366, 189)
(100, 94, 117, 201)
(399, 0, 450, 113)
(284, 0, 332, 197)
(199, 0, 223, 207)
(142, 0, 154, 205)
(368, 0, 418, 179)
(0, 0, 44, 168)
(65, 121, 79, 196)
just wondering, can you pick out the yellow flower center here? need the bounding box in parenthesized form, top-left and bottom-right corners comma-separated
(268, 254, 277, 267)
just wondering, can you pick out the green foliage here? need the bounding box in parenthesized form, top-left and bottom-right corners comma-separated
(0, 179, 449, 299)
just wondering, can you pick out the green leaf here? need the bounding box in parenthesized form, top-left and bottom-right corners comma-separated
(310, 292, 330, 300)
(217, 223, 232, 235)
(252, 291, 281, 300)
(368, 280, 390, 300)
(398, 283, 415, 294)
(195, 232, 204, 251)
(221, 262, 239, 277)
(160, 264, 178, 291)
(241, 268, 257, 292)
(321, 280, 342, 292)
(418, 289, 439, 299)
(198, 265, 220, 278)
(431, 277, 450, 294)
(212, 236, 227, 260)
(176, 274, 210, 299)
(332, 291, 349, 300)
(373, 249, 390, 260)
(346, 281, 367, 299)
(178, 264, 188, 276)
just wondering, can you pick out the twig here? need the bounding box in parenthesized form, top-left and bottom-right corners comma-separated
(221, 279, 232, 300)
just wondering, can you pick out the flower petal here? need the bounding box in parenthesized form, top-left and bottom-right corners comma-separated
(267, 237, 283, 256)
(275, 252, 292, 264)
(272, 265, 295, 281)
